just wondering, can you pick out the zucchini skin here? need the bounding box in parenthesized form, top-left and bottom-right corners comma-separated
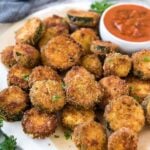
(67, 10, 100, 27)
(16, 18, 45, 46)
(91, 40, 119, 56)
(68, 15, 94, 27)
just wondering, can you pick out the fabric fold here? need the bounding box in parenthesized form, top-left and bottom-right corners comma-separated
(0, 0, 55, 23)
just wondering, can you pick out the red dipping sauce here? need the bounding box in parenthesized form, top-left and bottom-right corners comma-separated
(104, 4, 150, 42)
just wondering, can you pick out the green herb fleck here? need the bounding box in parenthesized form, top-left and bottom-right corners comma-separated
(62, 83, 67, 89)
(133, 95, 141, 102)
(134, 70, 143, 78)
(143, 56, 150, 62)
(107, 58, 113, 63)
(54, 135, 59, 138)
(23, 75, 29, 81)
(129, 86, 134, 92)
(64, 129, 72, 140)
(15, 52, 22, 56)
(91, 0, 114, 14)
(52, 95, 61, 102)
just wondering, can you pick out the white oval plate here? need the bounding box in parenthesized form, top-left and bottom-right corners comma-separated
(0, 1, 150, 150)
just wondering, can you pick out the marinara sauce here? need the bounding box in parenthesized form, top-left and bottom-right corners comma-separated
(104, 4, 150, 42)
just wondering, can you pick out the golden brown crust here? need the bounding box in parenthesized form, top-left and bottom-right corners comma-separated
(104, 95, 145, 132)
(108, 127, 138, 150)
(132, 49, 150, 80)
(80, 54, 102, 78)
(22, 108, 57, 138)
(16, 18, 45, 45)
(38, 27, 68, 50)
(62, 105, 95, 130)
(73, 121, 106, 150)
(99, 75, 129, 107)
(41, 35, 82, 70)
(28, 66, 61, 87)
(142, 95, 150, 124)
(8, 64, 31, 90)
(1, 46, 16, 67)
(43, 15, 69, 29)
(13, 43, 40, 68)
(71, 28, 98, 54)
(30, 80, 65, 113)
(103, 53, 132, 77)
(64, 66, 104, 109)
(90, 40, 119, 56)
(0, 86, 29, 121)
(39, 15, 69, 50)
(67, 10, 100, 27)
(127, 77, 150, 103)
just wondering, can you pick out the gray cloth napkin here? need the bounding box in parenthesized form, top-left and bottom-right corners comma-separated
(0, 0, 57, 23)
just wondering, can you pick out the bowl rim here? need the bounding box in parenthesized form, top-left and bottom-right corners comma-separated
(100, 2, 150, 44)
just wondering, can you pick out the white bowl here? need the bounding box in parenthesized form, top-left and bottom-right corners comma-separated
(99, 2, 150, 54)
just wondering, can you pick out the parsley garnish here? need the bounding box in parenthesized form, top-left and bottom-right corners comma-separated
(0, 118, 17, 150)
(91, 0, 114, 14)
(0, 136, 17, 150)
(143, 56, 150, 62)
(22, 75, 29, 81)
(64, 129, 72, 140)
(52, 95, 61, 102)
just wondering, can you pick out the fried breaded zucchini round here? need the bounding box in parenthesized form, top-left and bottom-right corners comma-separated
(67, 10, 100, 27)
(132, 49, 150, 80)
(43, 15, 69, 29)
(28, 66, 61, 87)
(90, 40, 119, 56)
(64, 66, 104, 109)
(22, 108, 57, 138)
(103, 53, 132, 77)
(62, 105, 95, 130)
(30, 80, 65, 113)
(1, 46, 16, 67)
(142, 95, 150, 124)
(104, 95, 145, 132)
(15, 18, 45, 45)
(108, 127, 138, 150)
(0, 86, 29, 121)
(73, 121, 106, 150)
(41, 35, 82, 70)
(80, 54, 102, 78)
(7, 65, 31, 90)
(99, 75, 129, 106)
(13, 44, 40, 68)
(38, 27, 68, 50)
(71, 28, 98, 54)
(39, 15, 69, 50)
(127, 77, 150, 103)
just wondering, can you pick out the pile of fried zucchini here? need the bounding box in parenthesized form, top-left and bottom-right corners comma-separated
(0, 9, 150, 150)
